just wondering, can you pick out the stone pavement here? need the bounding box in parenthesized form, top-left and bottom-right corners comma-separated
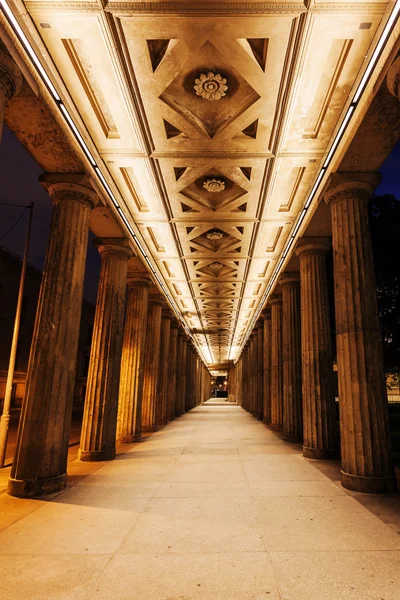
(0, 404, 399, 599)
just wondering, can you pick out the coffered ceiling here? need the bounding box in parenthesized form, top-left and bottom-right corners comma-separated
(17, 0, 394, 364)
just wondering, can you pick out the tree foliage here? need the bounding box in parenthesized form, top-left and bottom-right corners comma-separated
(369, 194, 400, 381)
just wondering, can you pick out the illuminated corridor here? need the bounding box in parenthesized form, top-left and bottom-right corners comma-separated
(1, 403, 399, 600)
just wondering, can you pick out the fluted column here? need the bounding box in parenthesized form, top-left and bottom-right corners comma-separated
(256, 320, 264, 419)
(175, 331, 184, 416)
(156, 308, 171, 428)
(296, 238, 337, 459)
(117, 274, 151, 443)
(249, 333, 256, 416)
(141, 295, 163, 431)
(0, 49, 22, 141)
(8, 175, 97, 498)
(325, 174, 395, 493)
(270, 295, 283, 431)
(262, 309, 272, 424)
(186, 344, 193, 412)
(179, 337, 188, 415)
(280, 273, 302, 443)
(167, 319, 178, 421)
(79, 238, 132, 461)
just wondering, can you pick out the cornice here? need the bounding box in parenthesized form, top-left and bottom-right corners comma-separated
(105, 2, 307, 16)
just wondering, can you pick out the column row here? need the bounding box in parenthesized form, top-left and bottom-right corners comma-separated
(8, 177, 207, 498)
(236, 174, 396, 494)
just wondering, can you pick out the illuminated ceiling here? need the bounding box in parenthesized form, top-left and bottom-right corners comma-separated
(2, 0, 399, 365)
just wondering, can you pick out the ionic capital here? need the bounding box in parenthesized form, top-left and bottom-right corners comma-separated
(324, 172, 381, 209)
(39, 174, 99, 210)
(295, 236, 331, 258)
(96, 238, 133, 261)
(0, 49, 23, 102)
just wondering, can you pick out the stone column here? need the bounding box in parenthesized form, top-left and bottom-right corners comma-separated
(167, 319, 179, 421)
(141, 295, 163, 431)
(117, 274, 151, 443)
(185, 343, 193, 412)
(175, 331, 184, 416)
(256, 320, 264, 419)
(280, 273, 303, 443)
(156, 308, 171, 428)
(262, 309, 272, 424)
(8, 175, 97, 498)
(325, 174, 396, 493)
(249, 333, 256, 416)
(270, 295, 283, 431)
(0, 49, 23, 141)
(296, 238, 337, 459)
(79, 238, 132, 461)
(179, 337, 188, 414)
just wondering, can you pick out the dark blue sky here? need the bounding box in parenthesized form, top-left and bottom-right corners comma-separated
(0, 125, 399, 304)
(0, 125, 101, 304)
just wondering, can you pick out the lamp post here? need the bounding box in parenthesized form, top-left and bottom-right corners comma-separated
(0, 202, 34, 468)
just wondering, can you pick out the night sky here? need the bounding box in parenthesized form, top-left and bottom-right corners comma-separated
(0, 124, 399, 306)
(0, 125, 101, 304)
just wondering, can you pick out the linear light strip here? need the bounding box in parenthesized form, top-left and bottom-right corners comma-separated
(2, 0, 399, 366)
(0, 0, 203, 359)
(235, 0, 400, 360)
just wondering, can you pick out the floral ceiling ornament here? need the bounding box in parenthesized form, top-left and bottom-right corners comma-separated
(209, 261, 224, 270)
(194, 72, 228, 101)
(206, 230, 224, 240)
(203, 178, 225, 193)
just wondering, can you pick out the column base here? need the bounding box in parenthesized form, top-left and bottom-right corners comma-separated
(269, 424, 283, 432)
(283, 432, 302, 443)
(341, 470, 397, 494)
(303, 446, 337, 460)
(257, 414, 263, 421)
(142, 425, 157, 433)
(78, 448, 116, 461)
(118, 434, 142, 444)
(8, 473, 66, 498)
(263, 418, 271, 426)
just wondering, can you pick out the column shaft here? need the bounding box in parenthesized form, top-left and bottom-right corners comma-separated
(325, 175, 395, 492)
(296, 239, 337, 459)
(270, 296, 283, 431)
(156, 310, 171, 428)
(263, 310, 272, 424)
(8, 177, 97, 497)
(280, 275, 303, 443)
(79, 239, 132, 461)
(167, 321, 178, 421)
(117, 276, 150, 443)
(141, 297, 163, 431)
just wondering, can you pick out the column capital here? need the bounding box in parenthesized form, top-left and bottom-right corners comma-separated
(39, 173, 99, 209)
(96, 238, 133, 261)
(171, 318, 180, 329)
(279, 272, 300, 287)
(126, 271, 152, 289)
(387, 56, 400, 100)
(262, 308, 271, 320)
(148, 294, 165, 307)
(324, 172, 381, 208)
(295, 236, 331, 258)
(0, 48, 23, 101)
(161, 307, 173, 319)
(269, 294, 282, 306)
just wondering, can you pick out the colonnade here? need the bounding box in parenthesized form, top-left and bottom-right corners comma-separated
(235, 175, 396, 494)
(5, 172, 211, 498)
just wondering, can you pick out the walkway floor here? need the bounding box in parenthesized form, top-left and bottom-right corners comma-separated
(1, 403, 400, 599)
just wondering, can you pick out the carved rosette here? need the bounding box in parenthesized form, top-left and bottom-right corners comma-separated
(203, 178, 225, 193)
(194, 72, 228, 101)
